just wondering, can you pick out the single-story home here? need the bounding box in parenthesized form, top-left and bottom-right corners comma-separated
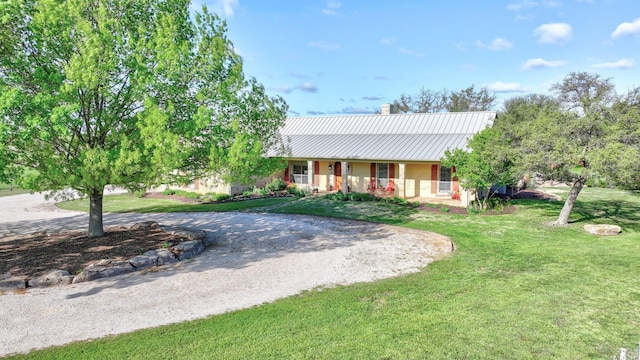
(277, 104, 497, 207)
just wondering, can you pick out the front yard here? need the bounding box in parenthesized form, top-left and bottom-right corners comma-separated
(12, 187, 640, 359)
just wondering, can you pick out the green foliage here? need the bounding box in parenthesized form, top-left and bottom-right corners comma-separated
(495, 72, 640, 224)
(285, 185, 308, 198)
(442, 127, 515, 210)
(264, 178, 288, 193)
(0, 0, 287, 236)
(391, 84, 496, 113)
(347, 192, 377, 202)
(412, 201, 421, 208)
(161, 189, 177, 196)
(393, 196, 409, 206)
(439, 206, 450, 213)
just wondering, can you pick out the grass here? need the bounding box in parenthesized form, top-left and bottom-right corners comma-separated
(0, 183, 30, 197)
(55, 193, 295, 213)
(11, 187, 640, 359)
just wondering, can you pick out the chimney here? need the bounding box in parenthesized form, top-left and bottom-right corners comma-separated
(381, 103, 394, 115)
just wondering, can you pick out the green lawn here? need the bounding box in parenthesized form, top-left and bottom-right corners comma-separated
(56, 193, 296, 213)
(0, 183, 30, 197)
(12, 187, 640, 359)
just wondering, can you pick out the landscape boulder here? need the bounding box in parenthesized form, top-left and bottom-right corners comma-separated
(584, 224, 622, 236)
(142, 249, 178, 266)
(0, 273, 25, 290)
(171, 240, 204, 260)
(131, 221, 160, 229)
(73, 259, 135, 284)
(29, 270, 73, 288)
(129, 254, 159, 269)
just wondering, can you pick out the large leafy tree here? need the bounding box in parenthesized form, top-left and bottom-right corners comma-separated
(496, 72, 640, 225)
(0, 0, 287, 236)
(441, 127, 515, 210)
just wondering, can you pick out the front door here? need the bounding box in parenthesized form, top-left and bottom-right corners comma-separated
(334, 162, 342, 191)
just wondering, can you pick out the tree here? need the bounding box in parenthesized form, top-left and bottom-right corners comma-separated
(446, 85, 496, 112)
(0, 0, 287, 237)
(441, 127, 515, 210)
(391, 85, 495, 113)
(495, 72, 639, 225)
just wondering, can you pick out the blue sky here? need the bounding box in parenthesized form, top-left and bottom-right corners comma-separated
(196, 0, 640, 116)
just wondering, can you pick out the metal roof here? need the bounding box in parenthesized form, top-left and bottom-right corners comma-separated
(275, 111, 496, 162)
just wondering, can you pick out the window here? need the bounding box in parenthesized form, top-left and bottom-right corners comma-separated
(439, 166, 452, 193)
(292, 162, 308, 184)
(377, 163, 388, 188)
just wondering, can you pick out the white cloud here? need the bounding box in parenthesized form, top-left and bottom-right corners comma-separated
(591, 58, 635, 69)
(611, 18, 640, 38)
(298, 82, 318, 93)
(485, 81, 526, 93)
(534, 23, 572, 44)
(507, 0, 539, 11)
(275, 82, 318, 94)
(380, 37, 396, 45)
(522, 58, 567, 70)
(322, 0, 342, 16)
(475, 37, 513, 51)
(308, 40, 340, 51)
(398, 47, 424, 57)
(507, 0, 560, 11)
(206, 0, 239, 17)
(362, 96, 383, 101)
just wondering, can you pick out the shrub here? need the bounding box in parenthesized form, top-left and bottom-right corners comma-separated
(265, 178, 287, 192)
(440, 206, 450, 213)
(210, 193, 231, 202)
(412, 201, 421, 208)
(347, 192, 376, 202)
(325, 191, 347, 201)
(162, 189, 176, 196)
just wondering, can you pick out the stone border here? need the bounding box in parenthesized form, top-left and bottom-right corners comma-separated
(0, 222, 211, 290)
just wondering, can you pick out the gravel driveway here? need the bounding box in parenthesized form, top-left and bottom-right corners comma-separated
(0, 192, 453, 356)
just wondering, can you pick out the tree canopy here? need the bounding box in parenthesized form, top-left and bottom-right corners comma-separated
(494, 72, 640, 224)
(391, 85, 496, 113)
(0, 0, 288, 236)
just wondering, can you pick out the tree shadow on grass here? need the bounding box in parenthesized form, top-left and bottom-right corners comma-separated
(512, 195, 640, 233)
(571, 199, 640, 232)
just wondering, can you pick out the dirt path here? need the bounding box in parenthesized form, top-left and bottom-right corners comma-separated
(0, 193, 453, 357)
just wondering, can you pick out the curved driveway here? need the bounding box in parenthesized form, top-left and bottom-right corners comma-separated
(0, 192, 452, 356)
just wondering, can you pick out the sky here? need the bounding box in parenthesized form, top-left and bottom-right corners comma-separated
(195, 0, 640, 116)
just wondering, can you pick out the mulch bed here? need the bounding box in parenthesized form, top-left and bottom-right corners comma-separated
(0, 227, 182, 279)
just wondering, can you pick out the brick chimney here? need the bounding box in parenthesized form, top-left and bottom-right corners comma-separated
(380, 103, 394, 115)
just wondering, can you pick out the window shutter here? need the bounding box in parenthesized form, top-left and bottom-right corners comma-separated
(370, 163, 376, 188)
(431, 164, 438, 194)
(284, 166, 290, 182)
(389, 163, 395, 180)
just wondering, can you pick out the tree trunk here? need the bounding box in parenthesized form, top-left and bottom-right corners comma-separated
(88, 189, 105, 237)
(554, 176, 586, 226)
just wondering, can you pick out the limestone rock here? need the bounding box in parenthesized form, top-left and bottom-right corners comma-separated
(0, 273, 26, 290)
(129, 254, 158, 269)
(131, 221, 160, 230)
(142, 249, 178, 265)
(29, 270, 73, 288)
(584, 224, 622, 236)
(162, 227, 207, 241)
(171, 240, 204, 260)
(73, 259, 135, 284)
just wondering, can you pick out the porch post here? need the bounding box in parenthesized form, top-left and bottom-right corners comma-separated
(307, 160, 314, 190)
(341, 161, 349, 194)
(398, 163, 406, 198)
